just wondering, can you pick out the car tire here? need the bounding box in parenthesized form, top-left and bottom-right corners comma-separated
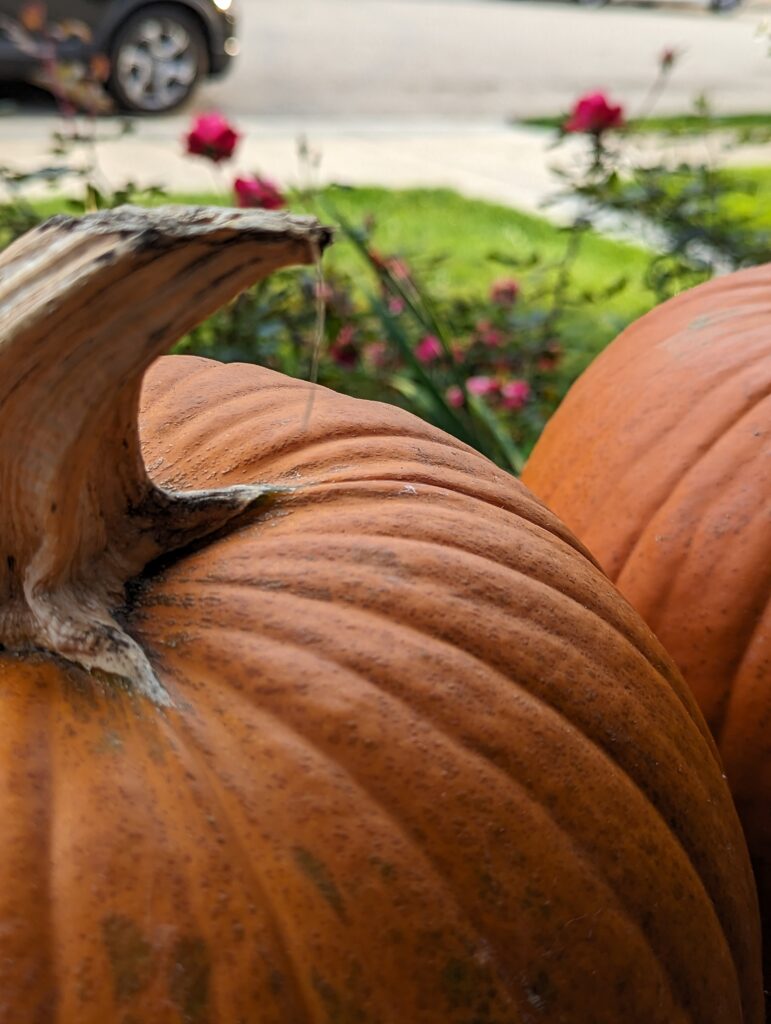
(108, 4, 208, 114)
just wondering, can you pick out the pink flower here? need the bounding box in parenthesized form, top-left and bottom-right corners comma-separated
(474, 319, 503, 347)
(564, 92, 624, 136)
(185, 113, 239, 163)
(330, 324, 358, 368)
(490, 278, 519, 306)
(234, 174, 286, 210)
(500, 379, 531, 410)
(479, 327, 504, 348)
(387, 296, 405, 316)
(415, 334, 443, 364)
(386, 257, 411, 281)
(446, 385, 465, 408)
(466, 376, 499, 398)
(363, 341, 389, 368)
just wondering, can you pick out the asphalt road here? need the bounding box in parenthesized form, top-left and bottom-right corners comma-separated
(201, 0, 771, 120)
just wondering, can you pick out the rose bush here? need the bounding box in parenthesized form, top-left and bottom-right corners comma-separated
(0, 52, 768, 472)
(551, 54, 771, 299)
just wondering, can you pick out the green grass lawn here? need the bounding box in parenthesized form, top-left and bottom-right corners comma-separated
(23, 185, 654, 312)
(22, 170, 771, 295)
(519, 112, 771, 137)
(708, 167, 771, 229)
(303, 187, 655, 314)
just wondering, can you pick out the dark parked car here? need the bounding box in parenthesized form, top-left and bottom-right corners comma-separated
(0, 0, 237, 112)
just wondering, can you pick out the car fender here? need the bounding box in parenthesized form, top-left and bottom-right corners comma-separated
(91, 0, 226, 67)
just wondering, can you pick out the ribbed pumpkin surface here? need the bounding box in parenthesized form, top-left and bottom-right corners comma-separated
(522, 265, 770, 876)
(0, 355, 762, 1023)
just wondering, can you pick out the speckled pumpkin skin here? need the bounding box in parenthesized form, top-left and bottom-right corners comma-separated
(522, 265, 770, 950)
(0, 355, 762, 1023)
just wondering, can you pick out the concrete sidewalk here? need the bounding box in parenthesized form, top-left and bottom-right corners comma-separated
(2, 113, 770, 216)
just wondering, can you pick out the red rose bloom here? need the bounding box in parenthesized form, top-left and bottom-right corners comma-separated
(234, 175, 286, 210)
(185, 113, 239, 163)
(564, 92, 624, 136)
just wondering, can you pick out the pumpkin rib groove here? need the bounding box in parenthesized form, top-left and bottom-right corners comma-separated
(254, 500, 622, 613)
(158, 574, 705, 789)
(521, 264, 769, 1019)
(150, 707, 321, 1023)
(682, 516, 771, 744)
(159, 667, 530, 1022)
(0, 672, 56, 1023)
(195, 528, 705, 739)
(281, 481, 596, 567)
(609, 401, 771, 735)
(577, 305, 769, 389)
(144, 362, 474, 458)
(156, 551, 715, 792)
(155, 419, 474, 476)
(527, 338, 770, 558)
(592, 377, 771, 587)
(204, 566, 755, 959)
(610, 385, 771, 592)
(193, 585, 720, 829)
(202, 621, 746, 1020)
(171, 580, 745, 971)
(713, 593, 771, 747)
(615, 448, 771, 676)
(168, 632, 701, 1022)
(40, 696, 56, 1024)
(598, 320, 769, 391)
(140, 360, 235, 419)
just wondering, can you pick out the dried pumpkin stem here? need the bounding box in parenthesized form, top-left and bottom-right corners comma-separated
(0, 205, 332, 703)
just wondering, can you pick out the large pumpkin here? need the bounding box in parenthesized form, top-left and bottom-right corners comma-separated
(0, 209, 763, 1023)
(522, 263, 770, 989)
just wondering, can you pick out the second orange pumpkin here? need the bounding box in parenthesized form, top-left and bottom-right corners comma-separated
(523, 262, 771, 971)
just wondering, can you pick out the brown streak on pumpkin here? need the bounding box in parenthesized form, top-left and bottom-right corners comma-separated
(168, 935, 211, 1024)
(102, 914, 156, 1002)
(292, 846, 349, 923)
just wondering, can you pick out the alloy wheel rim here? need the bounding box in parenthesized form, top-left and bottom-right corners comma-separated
(116, 16, 197, 111)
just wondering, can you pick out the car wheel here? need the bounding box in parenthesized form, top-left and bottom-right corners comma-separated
(108, 4, 207, 114)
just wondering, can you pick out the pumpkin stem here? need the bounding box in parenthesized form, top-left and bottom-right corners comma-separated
(0, 205, 332, 703)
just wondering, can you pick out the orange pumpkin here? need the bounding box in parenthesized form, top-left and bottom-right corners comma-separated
(522, 262, 771, 994)
(0, 209, 763, 1023)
